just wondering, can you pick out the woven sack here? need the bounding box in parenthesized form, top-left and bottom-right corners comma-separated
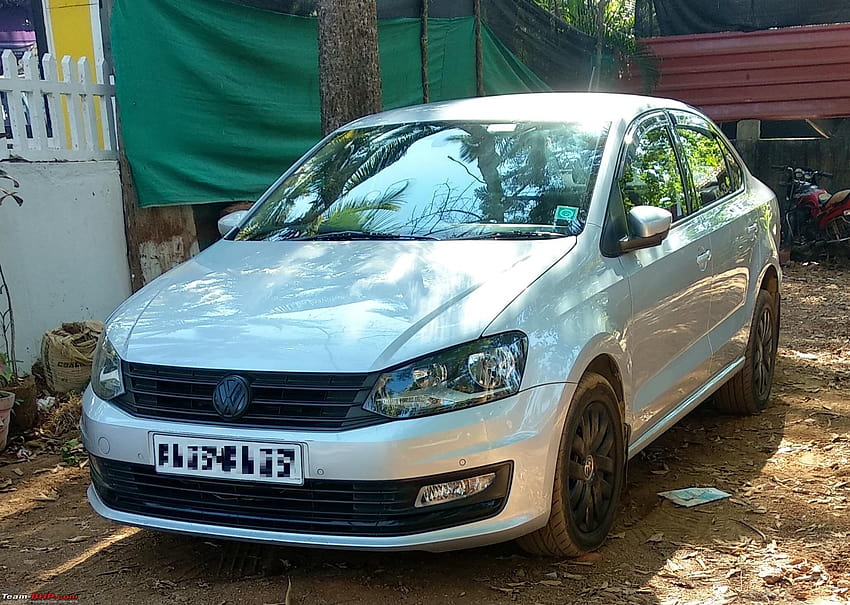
(41, 321, 103, 394)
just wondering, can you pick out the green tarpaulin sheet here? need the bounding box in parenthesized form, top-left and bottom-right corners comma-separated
(112, 0, 549, 207)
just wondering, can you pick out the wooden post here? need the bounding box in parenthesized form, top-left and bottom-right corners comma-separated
(29, 0, 50, 66)
(41, 54, 68, 152)
(474, 0, 484, 96)
(421, 0, 430, 103)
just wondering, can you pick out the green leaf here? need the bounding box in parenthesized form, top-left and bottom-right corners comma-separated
(0, 353, 12, 386)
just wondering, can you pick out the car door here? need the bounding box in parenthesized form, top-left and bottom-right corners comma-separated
(612, 112, 714, 443)
(669, 110, 758, 374)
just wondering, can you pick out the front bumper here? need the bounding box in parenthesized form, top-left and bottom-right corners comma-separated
(82, 382, 573, 552)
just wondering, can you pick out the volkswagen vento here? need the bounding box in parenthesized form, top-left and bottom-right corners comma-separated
(83, 93, 780, 556)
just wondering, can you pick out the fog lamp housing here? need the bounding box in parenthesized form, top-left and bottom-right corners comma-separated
(415, 472, 496, 508)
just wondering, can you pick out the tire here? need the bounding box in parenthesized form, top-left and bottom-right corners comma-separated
(825, 216, 850, 242)
(517, 372, 625, 557)
(714, 289, 779, 415)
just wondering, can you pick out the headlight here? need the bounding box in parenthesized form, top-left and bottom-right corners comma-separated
(364, 332, 527, 418)
(91, 333, 125, 401)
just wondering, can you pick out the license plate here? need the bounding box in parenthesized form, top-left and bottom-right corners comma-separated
(152, 435, 304, 485)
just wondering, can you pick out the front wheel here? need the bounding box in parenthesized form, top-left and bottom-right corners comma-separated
(517, 372, 625, 557)
(714, 289, 779, 415)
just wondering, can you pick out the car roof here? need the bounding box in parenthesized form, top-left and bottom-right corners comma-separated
(346, 93, 695, 129)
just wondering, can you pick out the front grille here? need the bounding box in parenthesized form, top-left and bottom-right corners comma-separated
(90, 457, 512, 537)
(111, 362, 387, 431)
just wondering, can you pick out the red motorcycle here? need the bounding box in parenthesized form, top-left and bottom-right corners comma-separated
(776, 165, 850, 253)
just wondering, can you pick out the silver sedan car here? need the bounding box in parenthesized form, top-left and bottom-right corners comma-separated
(83, 93, 780, 556)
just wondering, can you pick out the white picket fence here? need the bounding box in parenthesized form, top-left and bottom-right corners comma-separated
(0, 49, 117, 162)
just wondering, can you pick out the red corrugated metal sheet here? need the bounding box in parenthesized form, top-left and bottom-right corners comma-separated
(624, 23, 850, 122)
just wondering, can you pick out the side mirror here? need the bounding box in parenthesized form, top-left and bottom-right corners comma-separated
(217, 210, 249, 237)
(619, 206, 672, 253)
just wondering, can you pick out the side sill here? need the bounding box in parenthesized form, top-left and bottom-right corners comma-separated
(627, 357, 745, 458)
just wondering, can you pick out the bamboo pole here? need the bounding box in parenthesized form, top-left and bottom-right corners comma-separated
(474, 0, 484, 96)
(421, 0, 429, 103)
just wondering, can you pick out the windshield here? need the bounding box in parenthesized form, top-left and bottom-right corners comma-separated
(235, 120, 610, 241)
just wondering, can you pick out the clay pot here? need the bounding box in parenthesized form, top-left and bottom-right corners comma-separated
(8, 375, 38, 431)
(0, 390, 14, 452)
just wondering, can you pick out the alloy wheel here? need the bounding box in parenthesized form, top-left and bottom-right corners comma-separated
(567, 401, 617, 534)
(753, 306, 775, 401)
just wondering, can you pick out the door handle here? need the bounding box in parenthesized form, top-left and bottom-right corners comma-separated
(696, 249, 711, 271)
(746, 223, 759, 236)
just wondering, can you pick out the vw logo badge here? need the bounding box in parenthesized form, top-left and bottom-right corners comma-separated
(212, 375, 251, 420)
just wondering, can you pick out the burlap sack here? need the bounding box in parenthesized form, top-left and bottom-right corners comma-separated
(41, 321, 103, 394)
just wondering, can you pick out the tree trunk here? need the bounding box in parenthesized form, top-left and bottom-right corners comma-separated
(591, 0, 610, 91)
(317, 0, 382, 136)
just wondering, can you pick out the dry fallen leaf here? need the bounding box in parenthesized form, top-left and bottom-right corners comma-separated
(65, 536, 89, 543)
(34, 490, 59, 502)
(490, 586, 517, 594)
(645, 532, 664, 543)
(571, 551, 603, 564)
(759, 566, 785, 585)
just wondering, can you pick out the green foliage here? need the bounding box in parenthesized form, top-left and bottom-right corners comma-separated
(61, 438, 85, 466)
(449, 123, 603, 229)
(237, 124, 442, 240)
(620, 126, 684, 213)
(0, 352, 12, 387)
(534, 0, 658, 90)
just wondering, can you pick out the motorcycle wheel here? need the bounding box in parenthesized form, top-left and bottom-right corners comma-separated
(825, 217, 850, 260)
(825, 216, 850, 242)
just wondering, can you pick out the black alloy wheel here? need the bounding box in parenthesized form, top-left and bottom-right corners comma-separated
(753, 303, 775, 403)
(517, 372, 625, 557)
(568, 399, 618, 537)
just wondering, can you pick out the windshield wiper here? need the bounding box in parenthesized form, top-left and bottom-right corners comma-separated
(457, 231, 569, 240)
(293, 231, 437, 241)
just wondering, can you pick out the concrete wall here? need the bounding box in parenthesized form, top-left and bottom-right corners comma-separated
(734, 136, 850, 203)
(0, 161, 131, 372)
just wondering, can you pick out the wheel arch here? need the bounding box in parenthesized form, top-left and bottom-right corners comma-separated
(564, 336, 630, 425)
(760, 263, 780, 299)
(756, 262, 781, 331)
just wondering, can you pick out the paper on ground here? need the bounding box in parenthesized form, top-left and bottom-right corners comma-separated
(657, 487, 731, 507)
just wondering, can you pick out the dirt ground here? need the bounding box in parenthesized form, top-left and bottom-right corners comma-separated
(2, 261, 849, 605)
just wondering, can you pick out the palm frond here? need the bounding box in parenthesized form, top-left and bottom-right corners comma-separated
(342, 124, 443, 196)
(319, 183, 408, 233)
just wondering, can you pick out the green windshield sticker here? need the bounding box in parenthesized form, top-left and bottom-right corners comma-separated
(555, 205, 579, 223)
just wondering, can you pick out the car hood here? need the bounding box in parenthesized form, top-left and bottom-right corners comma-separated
(106, 238, 575, 373)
